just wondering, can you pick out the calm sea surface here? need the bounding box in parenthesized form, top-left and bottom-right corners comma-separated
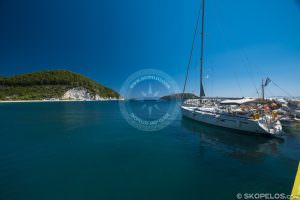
(0, 101, 299, 200)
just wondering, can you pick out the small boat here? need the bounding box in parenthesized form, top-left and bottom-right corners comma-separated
(295, 110, 300, 118)
(280, 116, 300, 125)
(181, 0, 283, 137)
(275, 98, 300, 124)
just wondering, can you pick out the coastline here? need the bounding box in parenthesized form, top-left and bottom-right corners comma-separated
(0, 99, 123, 103)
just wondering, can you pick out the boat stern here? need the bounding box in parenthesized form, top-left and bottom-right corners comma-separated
(258, 117, 284, 137)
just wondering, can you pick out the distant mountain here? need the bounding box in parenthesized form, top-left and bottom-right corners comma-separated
(0, 70, 120, 100)
(160, 93, 198, 100)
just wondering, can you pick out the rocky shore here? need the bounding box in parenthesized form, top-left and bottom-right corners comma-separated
(0, 87, 122, 102)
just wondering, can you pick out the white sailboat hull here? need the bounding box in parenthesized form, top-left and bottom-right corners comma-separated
(181, 106, 283, 137)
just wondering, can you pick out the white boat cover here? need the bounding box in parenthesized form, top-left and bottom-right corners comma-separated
(220, 98, 256, 105)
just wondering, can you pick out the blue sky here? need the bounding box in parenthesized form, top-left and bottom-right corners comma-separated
(0, 0, 299, 97)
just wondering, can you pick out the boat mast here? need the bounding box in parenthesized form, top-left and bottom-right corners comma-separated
(200, 0, 205, 98)
(261, 79, 265, 100)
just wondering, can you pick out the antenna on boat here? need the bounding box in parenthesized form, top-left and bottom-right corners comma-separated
(200, 0, 206, 99)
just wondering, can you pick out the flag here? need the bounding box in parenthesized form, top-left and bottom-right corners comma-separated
(264, 78, 271, 87)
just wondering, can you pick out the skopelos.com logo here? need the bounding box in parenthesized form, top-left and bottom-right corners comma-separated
(236, 193, 300, 200)
(119, 69, 180, 131)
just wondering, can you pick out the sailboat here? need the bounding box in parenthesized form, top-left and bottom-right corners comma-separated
(181, 0, 283, 137)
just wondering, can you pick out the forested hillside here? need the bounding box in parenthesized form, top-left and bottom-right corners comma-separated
(0, 70, 119, 100)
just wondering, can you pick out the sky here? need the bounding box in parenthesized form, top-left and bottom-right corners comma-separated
(0, 0, 299, 97)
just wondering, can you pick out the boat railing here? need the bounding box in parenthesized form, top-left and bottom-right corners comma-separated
(183, 99, 202, 107)
(183, 98, 220, 107)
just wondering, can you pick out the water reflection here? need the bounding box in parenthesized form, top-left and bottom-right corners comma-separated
(283, 123, 300, 135)
(181, 118, 283, 162)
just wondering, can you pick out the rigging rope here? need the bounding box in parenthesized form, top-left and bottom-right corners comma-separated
(240, 48, 260, 97)
(271, 80, 293, 98)
(182, 4, 202, 100)
(213, 3, 260, 98)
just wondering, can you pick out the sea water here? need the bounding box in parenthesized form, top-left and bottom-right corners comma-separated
(0, 101, 299, 200)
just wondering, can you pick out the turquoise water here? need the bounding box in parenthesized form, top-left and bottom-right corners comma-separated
(0, 101, 299, 200)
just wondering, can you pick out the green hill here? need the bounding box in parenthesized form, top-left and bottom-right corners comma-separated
(0, 70, 119, 100)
